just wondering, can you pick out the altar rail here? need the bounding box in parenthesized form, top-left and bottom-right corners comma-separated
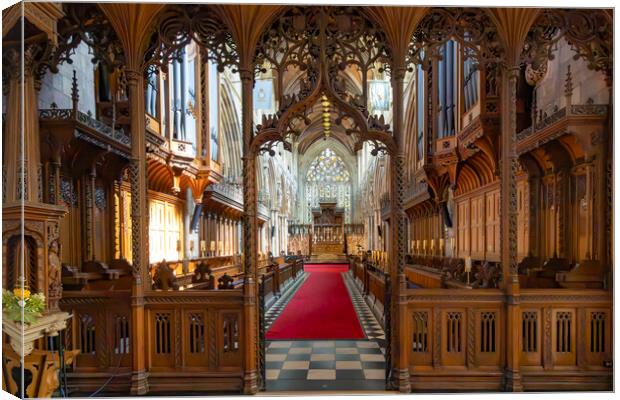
(404, 288, 612, 391)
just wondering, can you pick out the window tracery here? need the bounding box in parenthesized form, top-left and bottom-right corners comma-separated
(305, 148, 352, 223)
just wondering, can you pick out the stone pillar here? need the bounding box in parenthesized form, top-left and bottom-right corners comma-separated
(240, 68, 258, 393)
(500, 64, 523, 392)
(126, 68, 148, 395)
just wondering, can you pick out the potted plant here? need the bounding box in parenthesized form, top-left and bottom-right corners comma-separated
(2, 286, 46, 325)
(2, 279, 70, 356)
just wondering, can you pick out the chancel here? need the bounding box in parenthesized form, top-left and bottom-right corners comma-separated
(1, 2, 614, 398)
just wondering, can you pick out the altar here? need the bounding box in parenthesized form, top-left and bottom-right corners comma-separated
(311, 201, 345, 258)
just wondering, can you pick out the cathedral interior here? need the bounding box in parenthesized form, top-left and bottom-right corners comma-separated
(1, 2, 614, 397)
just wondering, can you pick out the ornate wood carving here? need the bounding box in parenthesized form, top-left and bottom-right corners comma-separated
(407, 8, 503, 70)
(466, 308, 475, 367)
(522, 9, 612, 80)
(253, 6, 394, 155)
(144, 5, 238, 73)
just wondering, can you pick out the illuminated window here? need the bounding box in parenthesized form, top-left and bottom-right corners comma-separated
(305, 148, 352, 223)
(306, 148, 350, 183)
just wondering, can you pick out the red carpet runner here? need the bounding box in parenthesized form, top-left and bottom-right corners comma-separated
(266, 264, 365, 340)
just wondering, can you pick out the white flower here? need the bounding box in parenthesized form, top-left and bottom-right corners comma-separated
(17, 300, 25, 308)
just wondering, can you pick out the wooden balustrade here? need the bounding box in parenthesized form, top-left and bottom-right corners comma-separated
(349, 257, 387, 321)
(518, 289, 612, 390)
(260, 258, 304, 306)
(60, 288, 133, 394)
(143, 290, 245, 392)
(60, 280, 246, 394)
(404, 288, 612, 391)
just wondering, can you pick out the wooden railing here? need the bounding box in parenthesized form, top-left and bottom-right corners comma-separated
(404, 288, 612, 391)
(260, 257, 304, 306)
(518, 289, 612, 390)
(60, 286, 134, 394)
(349, 257, 387, 320)
(60, 278, 246, 394)
(143, 289, 245, 393)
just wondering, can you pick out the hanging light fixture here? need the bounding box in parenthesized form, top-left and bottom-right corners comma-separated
(321, 94, 331, 139)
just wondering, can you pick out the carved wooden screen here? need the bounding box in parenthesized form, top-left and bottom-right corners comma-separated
(442, 310, 465, 365)
(552, 309, 576, 366)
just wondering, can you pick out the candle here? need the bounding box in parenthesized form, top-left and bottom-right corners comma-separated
(465, 256, 472, 272)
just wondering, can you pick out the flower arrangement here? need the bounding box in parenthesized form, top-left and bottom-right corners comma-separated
(2, 285, 46, 324)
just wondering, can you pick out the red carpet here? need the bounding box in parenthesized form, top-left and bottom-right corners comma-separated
(266, 264, 365, 340)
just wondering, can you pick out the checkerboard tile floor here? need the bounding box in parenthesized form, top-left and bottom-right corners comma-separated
(265, 340, 386, 391)
(265, 268, 387, 391)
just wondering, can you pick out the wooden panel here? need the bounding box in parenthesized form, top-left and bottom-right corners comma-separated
(475, 308, 501, 366)
(584, 308, 611, 367)
(520, 309, 542, 366)
(218, 310, 242, 368)
(551, 308, 576, 366)
(410, 309, 432, 365)
(470, 195, 485, 258)
(456, 200, 470, 256)
(184, 309, 209, 367)
(441, 309, 466, 366)
(485, 190, 500, 260)
(516, 178, 529, 260)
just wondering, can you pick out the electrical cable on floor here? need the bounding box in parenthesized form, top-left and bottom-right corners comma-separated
(88, 351, 128, 397)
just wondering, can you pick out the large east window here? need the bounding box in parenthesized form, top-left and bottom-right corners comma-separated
(305, 148, 352, 223)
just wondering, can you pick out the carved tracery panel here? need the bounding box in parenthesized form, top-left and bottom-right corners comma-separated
(253, 6, 394, 155)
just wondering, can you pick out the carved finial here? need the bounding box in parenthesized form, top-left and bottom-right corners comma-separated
(564, 65, 573, 99)
(71, 70, 79, 112)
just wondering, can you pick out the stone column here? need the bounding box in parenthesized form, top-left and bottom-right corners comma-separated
(500, 64, 523, 391)
(240, 66, 258, 393)
(126, 68, 149, 395)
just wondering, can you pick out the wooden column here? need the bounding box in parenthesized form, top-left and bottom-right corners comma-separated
(500, 64, 522, 391)
(47, 157, 61, 205)
(183, 188, 192, 273)
(390, 66, 410, 392)
(240, 67, 258, 394)
(3, 49, 41, 204)
(84, 166, 96, 261)
(126, 69, 148, 395)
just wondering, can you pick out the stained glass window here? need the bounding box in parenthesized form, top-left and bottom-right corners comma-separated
(305, 148, 352, 223)
(306, 148, 350, 183)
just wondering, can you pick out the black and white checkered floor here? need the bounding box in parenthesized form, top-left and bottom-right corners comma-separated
(265, 267, 387, 391)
